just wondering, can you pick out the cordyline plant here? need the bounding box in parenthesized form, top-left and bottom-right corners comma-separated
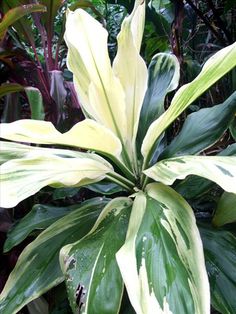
(0, 1, 236, 313)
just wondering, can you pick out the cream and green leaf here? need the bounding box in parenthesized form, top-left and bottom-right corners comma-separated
(0, 0, 236, 313)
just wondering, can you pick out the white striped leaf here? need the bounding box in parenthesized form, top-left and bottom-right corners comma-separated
(113, 0, 147, 153)
(0, 141, 86, 164)
(144, 156, 236, 194)
(116, 183, 210, 314)
(0, 152, 113, 208)
(65, 9, 127, 143)
(60, 197, 132, 314)
(142, 42, 236, 161)
(0, 119, 122, 159)
(0, 198, 109, 314)
(213, 192, 236, 227)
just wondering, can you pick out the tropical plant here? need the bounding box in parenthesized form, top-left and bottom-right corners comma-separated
(0, 0, 236, 313)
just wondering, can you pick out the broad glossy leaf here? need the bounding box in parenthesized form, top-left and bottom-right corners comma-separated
(213, 192, 236, 227)
(4, 203, 79, 252)
(142, 42, 236, 160)
(160, 91, 236, 159)
(116, 183, 210, 314)
(144, 156, 236, 194)
(65, 9, 127, 143)
(0, 198, 109, 314)
(0, 4, 46, 40)
(200, 224, 236, 314)
(113, 0, 147, 150)
(25, 87, 45, 120)
(60, 197, 132, 313)
(0, 119, 122, 158)
(0, 152, 113, 208)
(137, 53, 180, 148)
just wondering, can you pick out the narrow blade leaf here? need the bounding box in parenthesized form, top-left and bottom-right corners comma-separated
(160, 91, 236, 159)
(142, 42, 236, 160)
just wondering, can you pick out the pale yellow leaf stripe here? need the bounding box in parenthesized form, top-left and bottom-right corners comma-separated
(144, 156, 236, 194)
(0, 153, 113, 208)
(65, 8, 127, 142)
(0, 119, 122, 158)
(113, 0, 147, 152)
(142, 42, 236, 159)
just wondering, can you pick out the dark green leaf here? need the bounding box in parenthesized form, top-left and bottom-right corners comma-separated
(86, 180, 124, 195)
(0, 198, 109, 314)
(4, 203, 79, 252)
(60, 197, 132, 314)
(200, 224, 236, 314)
(160, 91, 236, 159)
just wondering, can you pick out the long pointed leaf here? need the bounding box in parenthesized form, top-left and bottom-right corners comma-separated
(160, 91, 236, 159)
(113, 0, 147, 150)
(0, 152, 113, 208)
(213, 192, 236, 226)
(0, 119, 122, 158)
(137, 53, 180, 149)
(65, 9, 127, 143)
(0, 198, 108, 314)
(60, 197, 132, 313)
(142, 42, 236, 160)
(144, 156, 236, 194)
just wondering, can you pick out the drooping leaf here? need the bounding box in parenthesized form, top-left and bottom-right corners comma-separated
(25, 87, 45, 120)
(116, 183, 210, 314)
(60, 197, 132, 314)
(142, 42, 236, 161)
(0, 141, 86, 165)
(144, 156, 236, 194)
(199, 224, 236, 314)
(64, 8, 128, 144)
(160, 91, 236, 159)
(0, 4, 46, 40)
(113, 0, 148, 151)
(174, 144, 236, 199)
(0, 119, 122, 159)
(0, 151, 113, 208)
(0, 198, 109, 314)
(212, 192, 236, 227)
(137, 53, 180, 149)
(4, 203, 79, 252)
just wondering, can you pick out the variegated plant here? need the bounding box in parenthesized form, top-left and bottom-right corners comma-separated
(0, 1, 236, 313)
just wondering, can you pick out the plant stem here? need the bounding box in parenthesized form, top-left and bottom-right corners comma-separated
(107, 172, 135, 191)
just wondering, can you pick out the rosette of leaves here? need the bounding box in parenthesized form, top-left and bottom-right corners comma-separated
(0, 1, 236, 313)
